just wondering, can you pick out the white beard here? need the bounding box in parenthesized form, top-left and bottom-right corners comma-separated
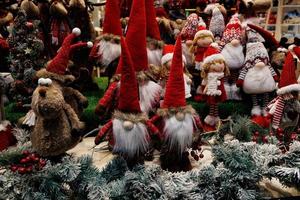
(164, 114, 194, 154)
(147, 48, 162, 66)
(221, 43, 245, 70)
(112, 119, 149, 158)
(139, 81, 162, 114)
(97, 40, 121, 67)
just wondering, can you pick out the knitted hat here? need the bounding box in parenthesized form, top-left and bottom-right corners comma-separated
(243, 42, 269, 69)
(146, 0, 161, 41)
(161, 44, 186, 66)
(194, 21, 214, 40)
(103, 0, 122, 36)
(247, 23, 279, 48)
(277, 52, 300, 95)
(47, 28, 89, 75)
(126, 0, 148, 72)
(209, 7, 225, 39)
(118, 37, 141, 113)
(222, 15, 242, 44)
(246, 26, 265, 43)
(162, 35, 186, 108)
(202, 43, 224, 66)
(181, 13, 200, 40)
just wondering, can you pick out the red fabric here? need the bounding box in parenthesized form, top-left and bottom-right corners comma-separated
(70, 42, 88, 54)
(0, 38, 9, 50)
(202, 78, 227, 105)
(98, 81, 119, 108)
(236, 79, 244, 88)
(50, 18, 70, 46)
(118, 38, 141, 113)
(203, 45, 219, 59)
(247, 23, 279, 48)
(163, 36, 186, 108)
(95, 120, 113, 145)
(103, 0, 123, 36)
(145, 120, 161, 139)
(294, 46, 300, 59)
(278, 52, 297, 89)
(47, 32, 77, 75)
(155, 7, 169, 18)
(146, 0, 161, 40)
(89, 40, 100, 61)
(0, 125, 16, 151)
(193, 114, 203, 130)
(126, 0, 148, 72)
(162, 44, 174, 55)
(194, 47, 207, 62)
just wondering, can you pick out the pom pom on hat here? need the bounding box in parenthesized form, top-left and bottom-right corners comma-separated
(72, 28, 81, 36)
(87, 41, 93, 48)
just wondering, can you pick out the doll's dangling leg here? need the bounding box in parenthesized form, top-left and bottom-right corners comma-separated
(213, 104, 220, 125)
(251, 94, 261, 116)
(204, 104, 217, 126)
(262, 93, 270, 116)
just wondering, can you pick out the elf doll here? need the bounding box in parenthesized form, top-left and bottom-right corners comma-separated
(150, 36, 203, 172)
(201, 43, 229, 127)
(94, 38, 160, 168)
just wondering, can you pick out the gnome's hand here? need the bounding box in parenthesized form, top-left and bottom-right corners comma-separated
(52, 36, 58, 45)
(236, 79, 244, 88)
(273, 75, 279, 82)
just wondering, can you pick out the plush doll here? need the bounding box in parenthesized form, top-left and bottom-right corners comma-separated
(36, 28, 90, 117)
(94, 38, 160, 167)
(20, 0, 40, 20)
(49, 0, 70, 51)
(0, 6, 13, 38)
(150, 36, 203, 172)
(220, 16, 245, 100)
(208, 7, 225, 42)
(201, 43, 229, 127)
(30, 77, 84, 157)
(160, 44, 193, 99)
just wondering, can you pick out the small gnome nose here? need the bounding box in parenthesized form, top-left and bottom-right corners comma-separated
(175, 112, 185, 121)
(39, 88, 46, 98)
(123, 121, 134, 131)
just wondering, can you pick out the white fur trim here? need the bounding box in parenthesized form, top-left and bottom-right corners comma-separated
(0, 121, 10, 132)
(251, 106, 261, 116)
(277, 84, 300, 95)
(204, 115, 217, 126)
(194, 30, 214, 40)
(139, 81, 162, 114)
(203, 54, 225, 65)
(288, 44, 296, 52)
(87, 41, 93, 48)
(198, 22, 206, 27)
(161, 53, 186, 65)
(72, 28, 81, 36)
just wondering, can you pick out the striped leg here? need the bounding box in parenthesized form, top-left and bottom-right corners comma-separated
(251, 94, 261, 116)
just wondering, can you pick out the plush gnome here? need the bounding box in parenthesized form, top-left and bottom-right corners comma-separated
(94, 38, 160, 167)
(89, 0, 122, 68)
(36, 28, 91, 116)
(267, 52, 300, 130)
(160, 44, 193, 99)
(49, 0, 71, 48)
(201, 43, 229, 127)
(208, 7, 225, 42)
(220, 16, 245, 100)
(150, 36, 203, 172)
(237, 27, 277, 117)
(145, 0, 164, 67)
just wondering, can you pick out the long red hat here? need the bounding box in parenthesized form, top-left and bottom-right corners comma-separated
(293, 46, 300, 59)
(277, 52, 300, 95)
(162, 35, 186, 108)
(247, 23, 279, 48)
(126, 0, 148, 72)
(118, 37, 141, 113)
(145, 0, 161, 41)
(47, 28, 83, 75)
(103, 0, 122, 36)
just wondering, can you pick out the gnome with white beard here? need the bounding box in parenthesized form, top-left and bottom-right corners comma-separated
(150, 36, 203, 172)
(94, 38, 160, 167)
(221, 16, 245, 100)
(237, 27, 278, 117)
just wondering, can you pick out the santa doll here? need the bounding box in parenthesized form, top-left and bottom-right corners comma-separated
(208, 7, 225, 42)
(201, 43, 230, 127)
(237, 27, 278, 117)
(220, 16, 245, 100)
(150, 36, 203, 172)
(160, 44, 193, 99)
(94, 38, 160, 167)
(267, 49, 300, 130)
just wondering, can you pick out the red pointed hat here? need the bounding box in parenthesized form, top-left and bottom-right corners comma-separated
(47, 28, 81, 75)
(126, 0, 148, 72)
(161, 44, 186, 66)
(162, 35, 186, 108)
(202, 43, 224, 66)
(103, 0, 122, 36)
(145, 0, 161, 41)
(277, 52, 300, 95)
(118, 37, 141, 113)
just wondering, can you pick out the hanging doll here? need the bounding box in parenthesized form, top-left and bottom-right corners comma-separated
(201, 43, 229, 127)
(94, 38, 160, 168)
(236, 27, 278, 117)
(208, 6, 225, 42)
(150, 36, 203, 172)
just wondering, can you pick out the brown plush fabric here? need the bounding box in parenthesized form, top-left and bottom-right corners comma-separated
(113, 110, 148, 123)
(157, 105, 196, 118)
(31, 83, 84, 157)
